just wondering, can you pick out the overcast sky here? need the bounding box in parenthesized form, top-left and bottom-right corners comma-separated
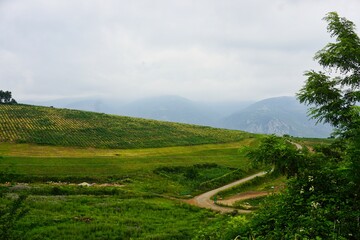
(1, 0, 359, 102)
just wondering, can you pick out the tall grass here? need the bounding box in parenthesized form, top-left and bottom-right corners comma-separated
(0, 192, 222, 240)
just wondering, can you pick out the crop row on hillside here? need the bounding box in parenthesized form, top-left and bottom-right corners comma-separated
(0, 104, 254, 149)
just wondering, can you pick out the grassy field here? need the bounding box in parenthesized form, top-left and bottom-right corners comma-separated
(0, 139, 258, 239)
(0, 138, 259, 239)
(0, 140, 259, 196)
(0, 139, 257, 157)
(1, 189, 228, 239)
(0, 104, 254, 149)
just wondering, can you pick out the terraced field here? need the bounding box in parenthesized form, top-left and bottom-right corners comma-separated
(0, 104, 254, 149)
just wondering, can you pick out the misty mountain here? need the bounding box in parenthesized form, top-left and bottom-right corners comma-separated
(26, 98, 123, 114)
(119, 96, 216, 125)
(28, 96, 251, 126)
(221, 96, 332, 138)
(119, 96, 253, 126)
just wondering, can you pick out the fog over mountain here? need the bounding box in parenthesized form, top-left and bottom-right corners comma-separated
(28, 95, 332, 138)
(221, 96, 332, 138)
(28, 95, 252, 126)
(119, 96, 218, 126)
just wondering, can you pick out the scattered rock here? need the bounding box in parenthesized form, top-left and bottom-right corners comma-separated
(78, 182, 92, 187)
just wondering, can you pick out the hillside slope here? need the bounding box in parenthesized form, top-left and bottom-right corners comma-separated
(0, 104, 253, 149)
(222, 96, 332, 138)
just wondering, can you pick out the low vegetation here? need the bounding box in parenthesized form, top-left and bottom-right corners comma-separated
(0, 190, 223, 240)
(0, 140, 255, 186)
(153, 163, 254, 196)
(0, 104, 254, 149)
(232, 195, 268, 210)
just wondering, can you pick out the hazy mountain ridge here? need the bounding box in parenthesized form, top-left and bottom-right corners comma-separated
(118, 96, 218, 126)
(28, 96, 252, 127)
(222, 96, 332, 138)
(28, 95, 332, 138)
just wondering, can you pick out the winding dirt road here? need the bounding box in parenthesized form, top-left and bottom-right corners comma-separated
(185, 171, 267, 213)
(185, 142, 302, 213)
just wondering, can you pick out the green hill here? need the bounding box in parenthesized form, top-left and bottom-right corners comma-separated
(0, 104, 253, 149)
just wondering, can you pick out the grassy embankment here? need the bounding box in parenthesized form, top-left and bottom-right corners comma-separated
(0, 104, 262, 239)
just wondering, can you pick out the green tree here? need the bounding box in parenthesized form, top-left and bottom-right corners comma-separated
(246, 135, 305, 178)
(297, 12, 360, 137)
(297, 11, 360, 195)
(0, 90, 17, 104)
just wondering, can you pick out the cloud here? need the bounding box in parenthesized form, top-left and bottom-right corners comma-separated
(1, 0, 359, 102)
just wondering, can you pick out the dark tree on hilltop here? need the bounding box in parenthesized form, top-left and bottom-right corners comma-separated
(0, 90, 17, 104)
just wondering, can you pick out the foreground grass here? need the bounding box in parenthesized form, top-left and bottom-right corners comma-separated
(1, 190, 224, 240)
(0, 104, 254, 149)
(0, 140, 258, 239)
(0, 139, 260, 198)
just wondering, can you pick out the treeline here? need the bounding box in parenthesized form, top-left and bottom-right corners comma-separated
(0, 90, 17, 104)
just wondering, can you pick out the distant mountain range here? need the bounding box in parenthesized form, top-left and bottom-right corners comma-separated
(221, 96, 332, 138)
(27, 95, 332, 138)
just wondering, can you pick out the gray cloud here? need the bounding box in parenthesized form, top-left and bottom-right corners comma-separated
(1, 0, 360, 102)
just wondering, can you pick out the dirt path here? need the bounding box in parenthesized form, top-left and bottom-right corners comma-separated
(291, 142, 303, 150)
(185, 171, 267, 213)
(217, 191, 269, 207)
(185, 142, 303, 213)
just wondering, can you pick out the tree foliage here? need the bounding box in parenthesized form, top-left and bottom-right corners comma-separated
(245, 149, 358, 239)
(0, 90, 17, 104)
(246, 135, 306, 178)
(298, 11, 360, 197)
(297, 12, 360, 136)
